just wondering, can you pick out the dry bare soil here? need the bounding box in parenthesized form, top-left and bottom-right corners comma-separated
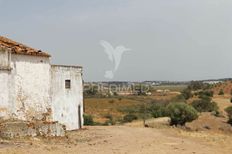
(0, 124, 232, 154)
(1, 87, 232, 154)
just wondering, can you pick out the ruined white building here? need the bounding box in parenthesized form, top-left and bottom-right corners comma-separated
(0, 36, 83, 130)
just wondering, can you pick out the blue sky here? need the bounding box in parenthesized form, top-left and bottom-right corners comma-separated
(1, 0, 232, 81)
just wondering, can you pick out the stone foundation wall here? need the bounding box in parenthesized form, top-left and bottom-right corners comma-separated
(0, 120, 66, 139)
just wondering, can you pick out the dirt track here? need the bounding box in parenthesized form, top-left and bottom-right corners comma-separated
(0, 125, 231, 154)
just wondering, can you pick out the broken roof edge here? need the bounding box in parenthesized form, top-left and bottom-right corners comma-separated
(0, 36, 51, 57)
(10, 51, 51, 57)
(51, 64, 83, 69)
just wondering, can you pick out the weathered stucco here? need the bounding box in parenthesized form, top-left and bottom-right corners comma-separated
(0, 49, 83, 130)
(51, 65, 83, 130)
(10, 54, 51, 120)
(0, 71, 10, 118)
(0, 53, 51, 120)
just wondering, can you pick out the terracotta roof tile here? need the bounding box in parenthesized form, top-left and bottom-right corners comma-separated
(0, 36, 50, 57)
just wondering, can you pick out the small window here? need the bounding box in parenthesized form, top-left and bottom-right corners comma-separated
(65, 80, 71, 89)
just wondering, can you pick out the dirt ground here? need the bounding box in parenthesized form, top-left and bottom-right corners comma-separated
(0, 125, 232, 154)
(0, 95, 231, 154)
(213, 96, 232, 115)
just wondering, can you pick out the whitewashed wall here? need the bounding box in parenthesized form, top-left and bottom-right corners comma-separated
(51, 65, 83, 130)
(10, 54, 51, 120)
(0, 49, 10, 118)
(0, 71, 10, 118)
(0, 50, 84, 131)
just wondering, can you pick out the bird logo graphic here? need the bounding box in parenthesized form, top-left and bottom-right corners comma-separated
(100, 40, 131, 79)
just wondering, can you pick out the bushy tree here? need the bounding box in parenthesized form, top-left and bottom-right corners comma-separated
(198, 90, 214, 98)
(148, 103, 168, 118)
(225, 106, 232, 125)
(191, 99, 219, 113)
(181, 89, 192, 100)
(166, 103, 198, 125)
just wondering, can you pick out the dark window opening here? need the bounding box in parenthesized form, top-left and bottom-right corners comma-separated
(65, 80, 71, 89)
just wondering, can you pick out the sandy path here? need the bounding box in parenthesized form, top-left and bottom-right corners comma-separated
(0, 125, 231, 154)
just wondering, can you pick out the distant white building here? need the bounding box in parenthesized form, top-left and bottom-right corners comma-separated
(203, 81, 223, 85)
(0, 36, 83, 130)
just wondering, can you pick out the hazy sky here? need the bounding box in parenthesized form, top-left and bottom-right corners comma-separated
(0, 0, 232, 81)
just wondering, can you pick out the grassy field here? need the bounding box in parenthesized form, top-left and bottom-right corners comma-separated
(151, 84, 187, 92)
(84, 82, 232, 125)
(84, 92, 179, 124)
(84, 84, 186, 124)
(84, 97, 142, 124)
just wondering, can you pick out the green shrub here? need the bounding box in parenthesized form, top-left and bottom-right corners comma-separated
(191, 99, 219, 113)
(225, 106, 232, 125)
(166, 103, 198, 125)
(148, 103, 168, 118)
(84, 114, 94, 126)
(181, 89, 192, 100)
(123, 114, 138, 123)
(218, 89, 224, 95)
(198, 95, 212, 101)
(198, 90, 214, 98)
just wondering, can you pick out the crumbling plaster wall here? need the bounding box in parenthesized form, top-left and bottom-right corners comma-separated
(0, 71, 10, 118)
(0, 49, 11, 118)
(51, 65, 83, 130)
(0, 50, 84, 131)
(10, 54, 51, 120)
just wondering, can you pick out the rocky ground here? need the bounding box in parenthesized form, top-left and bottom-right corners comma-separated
(0, 125, 232, 154)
